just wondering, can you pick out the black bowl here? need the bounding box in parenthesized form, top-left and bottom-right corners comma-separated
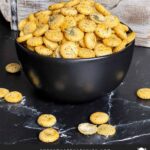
(16, 40, 135, 103)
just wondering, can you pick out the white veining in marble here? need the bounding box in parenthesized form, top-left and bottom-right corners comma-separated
(12, 138, 37, 144)
(117, 119, 150, 127)
(107, 92, 114, 124)
(103, 133, 150, 144)
(0, 97, 41, 117)
(0, 91, 150, 144)
(59, 127, 76, 134)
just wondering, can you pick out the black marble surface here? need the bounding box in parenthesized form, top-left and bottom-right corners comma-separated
(0, 14, 150, 145)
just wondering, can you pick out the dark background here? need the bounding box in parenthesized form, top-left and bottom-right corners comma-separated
(0, 13, 150, 145)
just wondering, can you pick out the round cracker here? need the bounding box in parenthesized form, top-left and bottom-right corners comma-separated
(65, 0, 80, 7)
(77, 4, 95, 15)
(84, 32, 97, 49)
(27, 37, 43, 47)
(18, 19, 28, 31)
(0, 88, 9, 98)
(78, 48, 95, 58)
(90, 112, 109, 125)
(4, 91, 23, 103)
(37, 114, 57, 127)
(90, 13, 105, 24)
(78, 19, 96, 32)
(61, 7, 77, 16)
(33, 24, 49, 37)
(45, 30, 63, 42)
(35, 45, 53, 56)
(49, 2, 65, 10)
(43, 37, 58, 51)
(113, 40, 127, 53)
(39, 128, 59, 143)
(17, 34, 33, 43)
(103, 34, 122, 47)
(104, 15, 120, 28)
(5, 63, 21, 73)
(35, 10, 52, 16)
(78, 123, 97, 135)
(61, 16, 76, 31)
(95, 43, 112, 57)
(64, 27, 84, 42)
(97, 124, 116, 136)
(95, 24, 112, 39)
(95, 2, 111, 16)
(137, 88, 150, 100)
(49, 15, 65, 29)
(60, 41, 78, 58)
(127, 32, 136, 44)
(114, 27, 127, 40)
(23, 21, 37, 34)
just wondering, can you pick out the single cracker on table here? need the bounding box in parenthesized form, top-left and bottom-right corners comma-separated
(5, 63, 21, 73)
(97, 124, 116, 136)
(78, 123, 97, 135)
(137, 88, 150, 100)
(37, 114, 57, 127)
(4, 91, 23, 103)
(39, 128, 59, 143)
(90, 112, 109, 125)
(0, 88, 9, 98)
